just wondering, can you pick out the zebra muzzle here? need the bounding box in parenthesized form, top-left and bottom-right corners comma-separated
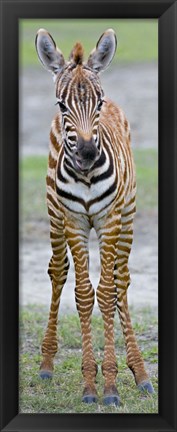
(74, 135, 99, 172)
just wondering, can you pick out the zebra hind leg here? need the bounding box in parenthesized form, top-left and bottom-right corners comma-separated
(115, 253, 154, 394)
(39, 233, 69, 379)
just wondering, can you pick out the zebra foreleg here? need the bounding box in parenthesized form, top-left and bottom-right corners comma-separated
(96, 224, 121, 406)
(115, 257, 154, 394)
(66, 222, 98, 403)
(39, 233, 69, 379)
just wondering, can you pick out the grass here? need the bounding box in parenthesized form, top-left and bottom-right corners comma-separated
(19, 19, 158, 67)
(19, 149, 158, 227)
(134, 149, 158, 210)
(19, 156, 47, 224)
(19, 305, 158, 414)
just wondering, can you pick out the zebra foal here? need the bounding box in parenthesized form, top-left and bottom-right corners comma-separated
(35, 28, 154, 405)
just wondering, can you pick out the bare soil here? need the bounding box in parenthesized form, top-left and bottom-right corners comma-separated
(19, 211, 158, 313)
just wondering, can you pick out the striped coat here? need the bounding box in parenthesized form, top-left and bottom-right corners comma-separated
(35, 28, 154, 406)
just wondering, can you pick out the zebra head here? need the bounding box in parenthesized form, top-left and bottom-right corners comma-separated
(35, 28, 117, 173)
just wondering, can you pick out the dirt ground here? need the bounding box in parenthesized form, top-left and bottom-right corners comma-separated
(19, 62, 158, 314)
(19, 212, 158, 314)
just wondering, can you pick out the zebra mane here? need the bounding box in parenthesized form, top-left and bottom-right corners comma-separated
(69, 42, 84, 65)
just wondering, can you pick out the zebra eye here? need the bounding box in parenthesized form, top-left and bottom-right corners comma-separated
(97, 99, 104, 111)
(56, 101, 68, 113)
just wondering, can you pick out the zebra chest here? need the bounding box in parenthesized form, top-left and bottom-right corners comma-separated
(56, 176, 117, 216)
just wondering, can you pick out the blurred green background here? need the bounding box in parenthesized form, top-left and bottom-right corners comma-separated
(19, 19, 158, 67)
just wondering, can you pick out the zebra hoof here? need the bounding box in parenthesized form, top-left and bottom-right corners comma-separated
(138, 380, 154, 394)
(103, 394, 121, 406)
(39, 370, 53, 379)
(82, 395, 98, 404)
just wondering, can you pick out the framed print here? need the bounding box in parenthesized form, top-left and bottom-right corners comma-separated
(0, 1, 177, 431)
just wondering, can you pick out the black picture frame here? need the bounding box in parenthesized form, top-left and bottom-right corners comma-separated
(0, 0, 177, 431)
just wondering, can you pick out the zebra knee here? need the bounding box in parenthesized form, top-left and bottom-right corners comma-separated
(75, 283, 95, 317)
(96, 285, 117, 317)
(48, 255, 70, 285)
(115, 263, 131, 293)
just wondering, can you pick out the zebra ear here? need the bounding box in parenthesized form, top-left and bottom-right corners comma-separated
(87, 29, 117, 73)
(35, 29, 65, 77)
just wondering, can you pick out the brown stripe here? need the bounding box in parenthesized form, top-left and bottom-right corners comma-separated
(46, 175, 55, 190)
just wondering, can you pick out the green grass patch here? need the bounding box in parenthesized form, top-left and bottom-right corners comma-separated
(19, 305, 158, 414)
(19, 19, 158, 67)
(19, 156, 47, 223)
(134, 149, 158, 210)
(19, 149, 158, 228)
